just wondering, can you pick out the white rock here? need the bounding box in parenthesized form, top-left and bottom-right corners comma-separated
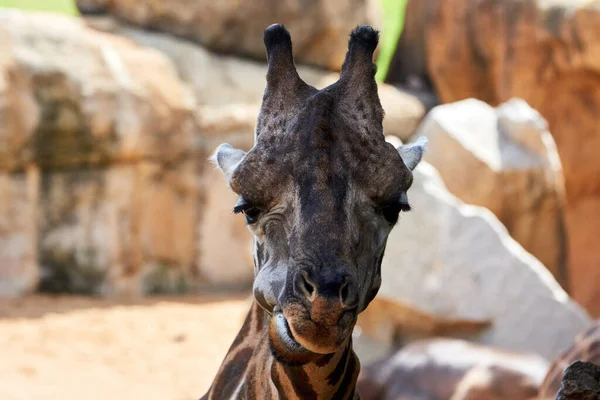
(415, 98, 567, 285)
(378, 161, 590, 360)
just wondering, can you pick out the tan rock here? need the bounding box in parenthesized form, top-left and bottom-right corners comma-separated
(76, 0, 378, 71)
(416, 98, 567, 284)
(198, 163, 254, 290)
(194, 100, 262, 290)
(38, 161, 202, 295)
(0, 168, 40, 296)
(38, 165, 134, 294)
(92, 24, 329, 106)
(36, 150, 257, 295)
(379, 84, 426, 141)
(393, 0, 600, 315)
(136, 161, 202, 295)
(0, 12, 195, 171)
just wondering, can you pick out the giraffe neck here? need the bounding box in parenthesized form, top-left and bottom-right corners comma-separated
(203, 301, 361, 400)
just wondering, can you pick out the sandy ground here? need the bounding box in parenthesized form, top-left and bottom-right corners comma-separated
(0, 294, 251, 400)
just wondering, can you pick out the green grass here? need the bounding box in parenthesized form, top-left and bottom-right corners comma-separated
(0, 0, 78, 15)
(375, 0, 408, 82)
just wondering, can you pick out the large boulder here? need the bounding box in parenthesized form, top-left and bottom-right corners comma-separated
(37, 161, 202, 295)
(390, 0, 600, 316)
(197, 115, 257, 291)
(0, 12, 257, 295)
(0, 169, 39, 296)
(111, 24, 329, 108)
(415, 98, 567, 285)
(377, 160, 590, 360)
(0, 11, 195, 171)
(75, 0, 380, 71)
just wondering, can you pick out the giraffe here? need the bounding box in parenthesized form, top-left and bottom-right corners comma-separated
(203, 24, 427, 399)
(538, 321, 600, 399)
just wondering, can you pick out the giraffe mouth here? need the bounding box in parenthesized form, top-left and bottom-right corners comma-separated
(273, 311, 307, 353)
(272, 303, 353, 355)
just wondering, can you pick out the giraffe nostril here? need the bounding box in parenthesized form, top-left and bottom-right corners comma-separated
(340, 281, 349, 305)
(339, 278, 358, 308)
(341, 282, 349, 299)
(303, 279, 315, 298)
(296, 271, 317, 302)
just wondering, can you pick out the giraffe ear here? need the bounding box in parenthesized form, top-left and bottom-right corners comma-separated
(211, 143, 247, 181)
(397, 136, 428, 171)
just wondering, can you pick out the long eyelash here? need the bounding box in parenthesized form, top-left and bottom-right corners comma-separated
(399, 203, 411, 212)
(233, 204, 248, 214)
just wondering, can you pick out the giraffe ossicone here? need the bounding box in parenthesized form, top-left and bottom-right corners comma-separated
(205, 23, 426, 399)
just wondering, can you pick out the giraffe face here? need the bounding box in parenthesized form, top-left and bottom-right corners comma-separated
(212, 24, 426, 362)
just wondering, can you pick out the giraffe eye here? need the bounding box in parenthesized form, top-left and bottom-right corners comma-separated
(376, 200, 410, 225)
(399, 202, 411, 212)
(242, 207, 261, 224)
(233, 202, 261, 224)
(379, 205, 400, 225)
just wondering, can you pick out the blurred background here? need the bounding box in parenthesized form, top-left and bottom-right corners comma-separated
(0, 0, 599, 399)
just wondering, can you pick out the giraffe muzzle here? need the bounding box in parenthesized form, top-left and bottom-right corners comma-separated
(270, 298, 357, 356)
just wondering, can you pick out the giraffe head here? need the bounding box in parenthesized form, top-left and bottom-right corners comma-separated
(213, 24, 426, 363)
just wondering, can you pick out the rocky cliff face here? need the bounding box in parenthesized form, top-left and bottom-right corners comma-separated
(0, 12, 236, 295)
(416, 98, 568, 286)
(387, 0, 600, 316)
(75, 0, 381, 71)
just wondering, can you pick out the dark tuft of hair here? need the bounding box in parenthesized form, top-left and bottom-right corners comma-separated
(349, 25, 379, 54)
(264, 23, 292, 51)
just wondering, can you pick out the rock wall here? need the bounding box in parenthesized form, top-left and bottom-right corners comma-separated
(388, 0, 600, 316)
(75, 0, 381, 71)
(415, 98, 567, 285)
(0, 12, 244, 295)
(0, 168, 39, 296)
